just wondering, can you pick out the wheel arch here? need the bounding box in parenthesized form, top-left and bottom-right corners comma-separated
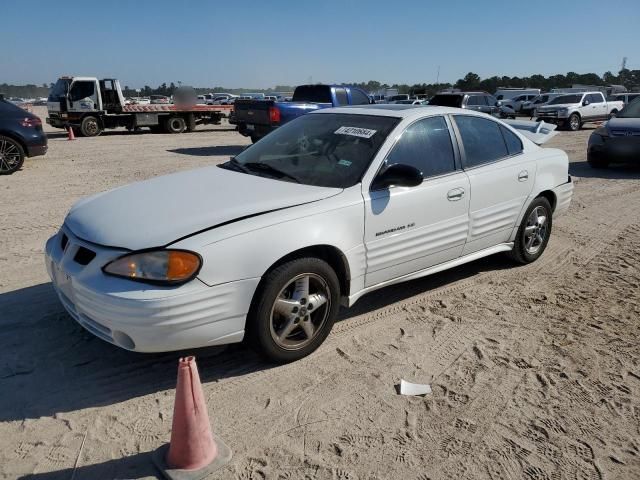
(0, 130, 27, 154)
(258, 244, 351, 299)
(536, 189, 557, 211)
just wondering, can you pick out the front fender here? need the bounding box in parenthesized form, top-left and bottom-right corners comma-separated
(173, 187, 366, 288)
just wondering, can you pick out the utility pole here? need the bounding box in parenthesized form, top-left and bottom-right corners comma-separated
(621, 57, 627, 71)
(436, 65, 440, 85)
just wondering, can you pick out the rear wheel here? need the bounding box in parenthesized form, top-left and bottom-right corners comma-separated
(509, 197, 553, 264)
(165, 116, 186, 133)
(609, 109, 618, 119)
(80, 116, 102, 137)
(0, 136, 25, 175)
(246, 257, 340, 363)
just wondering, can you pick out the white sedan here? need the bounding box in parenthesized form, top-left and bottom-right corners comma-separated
(45, 106, 573, 362)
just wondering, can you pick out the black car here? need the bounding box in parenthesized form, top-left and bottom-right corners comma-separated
(588, 97, 640, 168)
(0, 95, 48, 174)
(427, 91, 509, 117)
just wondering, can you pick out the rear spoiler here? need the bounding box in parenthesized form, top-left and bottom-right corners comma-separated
(502, 119, 558, 145)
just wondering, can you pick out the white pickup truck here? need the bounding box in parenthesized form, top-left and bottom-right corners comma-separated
(535, 91, 624, 131)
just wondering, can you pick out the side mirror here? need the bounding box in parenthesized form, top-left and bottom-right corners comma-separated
(582, 100, 590, 106)
(371, 163, 423, 190)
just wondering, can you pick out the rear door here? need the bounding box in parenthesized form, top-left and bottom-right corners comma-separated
(465, 95, 488, 113)
(587, 93, 607, 120)
(452, 114, 536, 254)
(363, 116, 470, 286)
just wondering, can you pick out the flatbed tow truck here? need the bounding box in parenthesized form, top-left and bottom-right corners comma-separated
(46, 76, 232, 136)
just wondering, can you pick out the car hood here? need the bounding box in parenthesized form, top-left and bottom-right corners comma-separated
(537, 103, 576, 110)
(606, 117, 640, 133)
(65, 165, 342, 250)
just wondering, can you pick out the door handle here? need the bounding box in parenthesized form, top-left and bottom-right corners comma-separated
(447, 188, 465, 201)
(518, 170, 529, 181)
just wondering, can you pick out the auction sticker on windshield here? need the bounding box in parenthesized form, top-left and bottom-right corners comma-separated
(334, 126, 377, 139)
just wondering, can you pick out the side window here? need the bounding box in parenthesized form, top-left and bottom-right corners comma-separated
(384, 116, 456, 179)
(500, 126, 523, 156)
(69, 81, 95, 101)
(334, 88, 348, 106)
(350, 89, 370, 105)
(466, 96, 482, 106)
(590, 93, 604, 103)
(454, 115, 509, 167)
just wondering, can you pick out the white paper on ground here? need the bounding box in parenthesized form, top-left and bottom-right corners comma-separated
(399, 379, 432, 396)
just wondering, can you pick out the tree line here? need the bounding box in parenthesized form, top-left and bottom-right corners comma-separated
(2, 69, 638, 99)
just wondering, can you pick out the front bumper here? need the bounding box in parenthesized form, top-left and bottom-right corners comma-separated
(45, 226, 260, 352)
(588, 134, 640, 164)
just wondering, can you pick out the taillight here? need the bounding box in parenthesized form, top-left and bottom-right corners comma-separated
(269, 106, 280, 124)
(21, 117, 42, 128)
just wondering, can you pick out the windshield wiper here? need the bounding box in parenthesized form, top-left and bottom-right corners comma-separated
(243, 162, 301, 183)
(220, 156, 249, 173)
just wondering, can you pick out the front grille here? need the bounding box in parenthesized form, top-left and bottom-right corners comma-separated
(74, 246, 96, 265)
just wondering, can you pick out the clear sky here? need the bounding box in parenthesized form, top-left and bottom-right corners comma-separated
(1, 0, 638, 88)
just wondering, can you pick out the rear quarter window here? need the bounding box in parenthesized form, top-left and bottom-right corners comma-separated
(500, 126, 523, 156)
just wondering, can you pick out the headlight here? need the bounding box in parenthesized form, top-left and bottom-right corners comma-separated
(103, 249, 202, 285)
(557, 108, 569, 116)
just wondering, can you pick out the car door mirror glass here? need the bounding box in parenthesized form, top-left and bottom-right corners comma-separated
(371, 163, 423, 190)
(582, 100, 590, 106)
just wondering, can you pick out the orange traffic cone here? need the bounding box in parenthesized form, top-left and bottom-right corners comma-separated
(66, 126, 76, 141)
(153, 356, 232, 480)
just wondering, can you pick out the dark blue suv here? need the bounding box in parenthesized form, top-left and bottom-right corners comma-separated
(0, 95, 48, 174)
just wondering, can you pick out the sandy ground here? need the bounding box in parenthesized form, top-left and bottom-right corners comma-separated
(1, 107, 639, 479)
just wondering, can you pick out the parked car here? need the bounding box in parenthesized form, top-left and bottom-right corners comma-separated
(388, 94, 410, 102)
(499, 94, 539, 113)
(0, 96, 48, 174)
(535, 92, 624, 131)
(394, 99, 426, 105)
(427, 91, 506, 117)
(495, 88, 541, 101)
(45, 105, 571, 362)
(587, 97, 640, 168)
(150, 95, 170, 104)
(520, 93, 564, 117)
(231, 84, 372, 142)
(609, 93, 640, 106)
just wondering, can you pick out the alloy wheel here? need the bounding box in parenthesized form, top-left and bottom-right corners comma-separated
(0, 139, 21, 173)
(269, 273, 331, 351)
(523, 206, 548, 255)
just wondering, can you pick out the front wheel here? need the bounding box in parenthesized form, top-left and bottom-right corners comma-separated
(509, 197, 553, 264)
(567, 113, 581, 131)
(246, 258, 340, 363)
(0, 136, 25, 175)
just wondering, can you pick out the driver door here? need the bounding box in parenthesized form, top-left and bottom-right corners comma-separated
(363, 116, 470, 287)
(68, 80, 98, 112)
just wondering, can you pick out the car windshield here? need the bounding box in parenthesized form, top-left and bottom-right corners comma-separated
(617, 97, 640, 118)
(48, 78, 70, 101)
(428, 94, 464, 107)
(548, 94, 583, 105)
(220, 113, 399, 188)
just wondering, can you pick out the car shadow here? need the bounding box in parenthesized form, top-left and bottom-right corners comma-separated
(338, 253, 513, 321)
(167, 145, 247, 157)
(0, 253, 514, 423)
(16, 451, 161, 480)
(569, 161, 640, 179)
(0, 282, 274, 422)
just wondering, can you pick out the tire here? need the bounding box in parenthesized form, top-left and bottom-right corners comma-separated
(0, 135, 25, 175)
(567, 113, 581, 131)
(80, 116, 102, 137)
(165, 116, 186, 134)
(246, 257, 341, 363)
(185, 114, 196, 132)
(609, 110, 618, 119)
(509, 197, 553, 264)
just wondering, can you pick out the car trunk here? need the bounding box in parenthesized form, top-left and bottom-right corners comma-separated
(233, 99, 275, 126)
